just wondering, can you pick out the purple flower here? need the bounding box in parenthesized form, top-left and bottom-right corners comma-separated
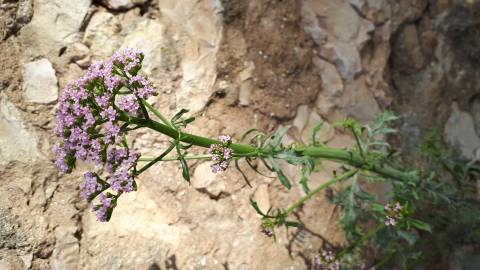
(129, 75, 156, 99)
(93, 193, 113, 222)
(219, 135, 232, 144)
(384, 202, 404, 226)
(53, 48, 154, 222)
(314, 250, 340, 270)
(81, 172, 105, 201)
(208, 135, 234, 173)
(118, 95, 140, 113)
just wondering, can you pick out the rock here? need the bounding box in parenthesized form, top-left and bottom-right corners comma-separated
(102, 0, 147, 10)
(157, 0, 223, 113)
(0, 94, 40, 166)
(313, 57, 343, 99)
(22, 59, 58, 104)
(320, 42, 362, 81)
(293, 105, 310, 132)
(237, 62, 255, 106)
(314, 58, 344, 117)
(301, 0, 371, 81)
(253, 184, 270, 215)
(19, 253, 33, 269)
(20, 0, 91, 57)
(15, 0, 34, 27)
(398, 24, 426, 71)
(444, 103, 480, 159)
(341, 79, 380, 122)
(301, 111, 335, 144)
(51, 226, 79, 270)
(192, 162, 225, 198)
(65, 42, 91, 67)
(83, 10, 122, 60)
(121, 19, 166, 80)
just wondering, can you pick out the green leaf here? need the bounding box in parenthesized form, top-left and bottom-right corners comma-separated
(372, 203, 386, 213)
(249, 198, 272, 217)
(176, 143, 190, 182)
(267, 156, 291, 189)
(397, 230, 417, 245)
(284, 221, 301, 227)
(171, 109, 189, 122)
(268, 125, 290, 149)
(408, 218, 432, 233)
(312, 122, 324, 146)
(235, 159, 252, 187)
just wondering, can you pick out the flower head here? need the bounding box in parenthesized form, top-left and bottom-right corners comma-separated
(314, 250, 341, 270)
(208, 135, 233, 173)
(54, 48, 155, 221)
(384, 201, 404, 226)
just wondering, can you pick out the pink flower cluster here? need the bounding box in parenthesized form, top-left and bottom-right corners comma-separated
(384, 202, 403, 226)
(314, 250, 341, 270)
(54, 48, 157, 222)
(208, 135, 233, 173)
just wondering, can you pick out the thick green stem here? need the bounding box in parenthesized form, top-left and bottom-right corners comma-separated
(139, 155, 212, 162)
(285, 170, 358, 215)
(118, 114, 415, 183)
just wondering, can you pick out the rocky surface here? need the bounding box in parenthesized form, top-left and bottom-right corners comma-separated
(0, 0, 479, 269)
(22, 59, 58, 104)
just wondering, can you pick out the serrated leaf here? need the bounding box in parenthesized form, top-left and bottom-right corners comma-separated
(397, 230, 417, 245)
(267, 156, 291, 189)
(268, 125, 290, 149)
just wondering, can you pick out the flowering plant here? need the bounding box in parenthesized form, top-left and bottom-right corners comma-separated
(54, 49, 479, 269)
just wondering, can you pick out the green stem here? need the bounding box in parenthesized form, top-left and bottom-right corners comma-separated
(285, 170, 358, 215)
(117, 114, 415, 183)
(139, 155, 212, 162)
(136, 142, 176, 175)
(350, 126, 366, 161)
(142, 100, 173, 128)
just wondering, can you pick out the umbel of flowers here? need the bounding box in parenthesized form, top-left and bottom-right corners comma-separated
(384, 202, 404, 226)
(208, 135, 233, 173)
(314, 250, 341, 270)
(54, 48, 156, 221)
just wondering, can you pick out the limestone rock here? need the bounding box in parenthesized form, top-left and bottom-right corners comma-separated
(301, 111, 335, 144)
(237, 61, 255, 106)
(320, 42, 362, 82)
(121, 20, 166, 80)
(314, 57, 344, 117)
(157, 0, 223, 113)
(22, 59, 58, 104)
(102, 0, 147, 10)
(192, 162, 226, 198)
(293, 105, 310, 132)
(83, 10, 122, 60)
(301, 0, 372, 81)
(253, 184, 270, 215)
(444, 103, 480, 159)
(51, 226, 79, 270)
(0, 94, 40, 165)
(20, 0, 91, 56)
(65, 42, 91, 68)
